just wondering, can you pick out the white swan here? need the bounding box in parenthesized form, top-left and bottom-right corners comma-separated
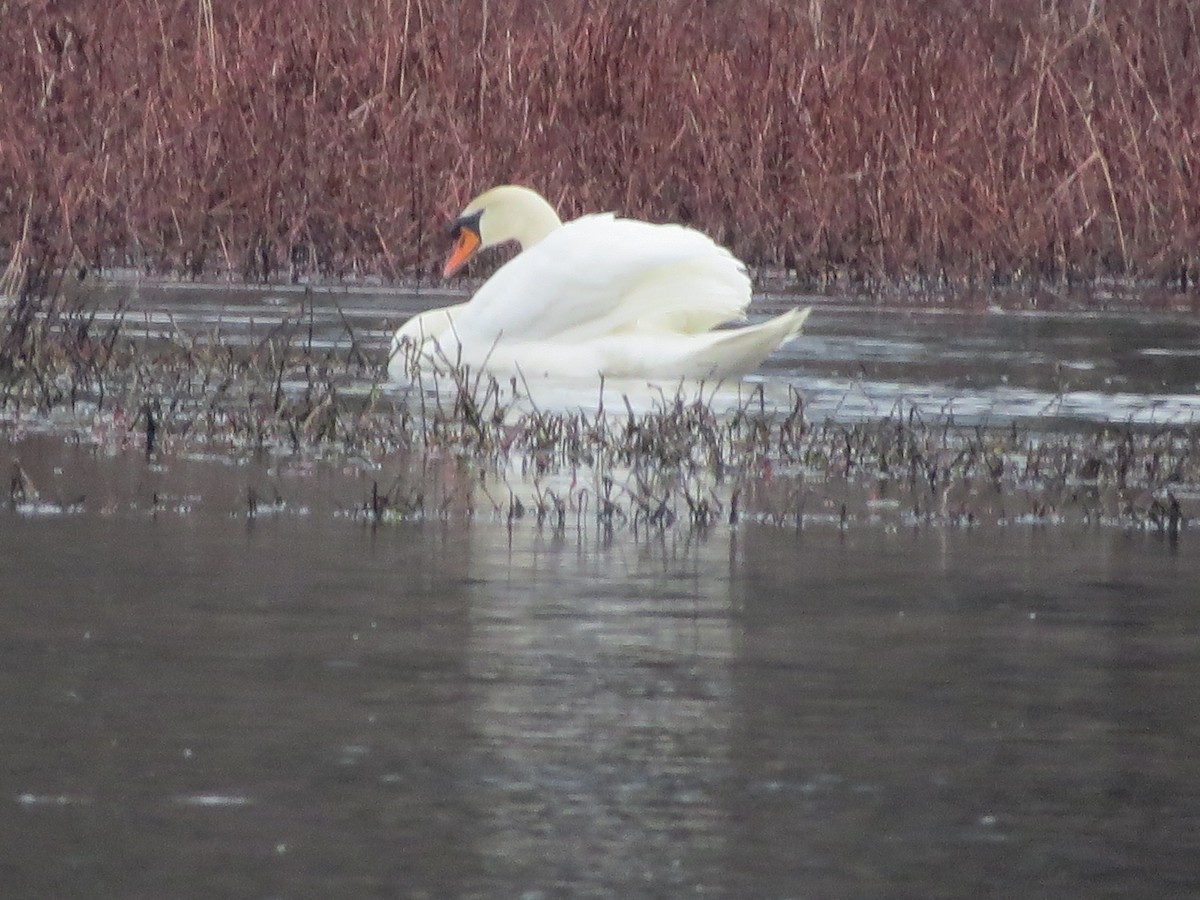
(389, 185, 811, 382)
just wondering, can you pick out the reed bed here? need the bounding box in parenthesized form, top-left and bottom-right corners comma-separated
(2, 280, 1196, 535)
(2, 0, 1198, 296)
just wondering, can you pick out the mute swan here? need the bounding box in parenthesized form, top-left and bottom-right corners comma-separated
(389, 185, 811, 382)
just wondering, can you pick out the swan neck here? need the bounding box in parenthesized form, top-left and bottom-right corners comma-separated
(512, 196, 561, 249)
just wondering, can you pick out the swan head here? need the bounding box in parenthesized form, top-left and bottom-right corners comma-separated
(443, 185, 563, 277)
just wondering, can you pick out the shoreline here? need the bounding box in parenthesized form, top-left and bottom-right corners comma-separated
(15, 266, 1200, 317)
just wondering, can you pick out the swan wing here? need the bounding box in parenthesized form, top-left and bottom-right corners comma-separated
(453, 214, 751, 346)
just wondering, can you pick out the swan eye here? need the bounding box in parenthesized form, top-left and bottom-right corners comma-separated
(449, 210, 483, 241)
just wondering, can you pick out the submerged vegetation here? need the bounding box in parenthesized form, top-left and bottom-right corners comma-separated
(2, 278, 1195, 536)
(2, 0, 1199, 296)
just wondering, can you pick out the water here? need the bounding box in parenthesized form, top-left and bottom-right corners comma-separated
(4, 283, 1200, 897)
(82, 281, 1200, 424)
(3, 489, 1198, 898)
(761, 303, 1200, 426)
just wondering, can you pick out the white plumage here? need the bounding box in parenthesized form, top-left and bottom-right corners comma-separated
(389, 185, 810, 382)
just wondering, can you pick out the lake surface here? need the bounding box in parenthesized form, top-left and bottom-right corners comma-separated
(4, 493, 1198, 898)
(3, 283, 1199, 898)
(86, 281, 1200, 425)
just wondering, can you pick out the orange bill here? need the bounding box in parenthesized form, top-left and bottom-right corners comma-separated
(443, 227, 480, 278)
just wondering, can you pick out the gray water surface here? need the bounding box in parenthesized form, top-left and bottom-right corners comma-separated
(4, 283, 1199, 898)
(90, 281, 1200, 424)
(4, 495, 1199, 898)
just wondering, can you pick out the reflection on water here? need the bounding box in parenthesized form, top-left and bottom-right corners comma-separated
(759, 305, 1200, 425)
(3, 466, 1198, 897)
(463, 531, 735, 893)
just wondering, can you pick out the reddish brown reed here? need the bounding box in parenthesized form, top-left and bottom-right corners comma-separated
(1, 0, 1197, 293)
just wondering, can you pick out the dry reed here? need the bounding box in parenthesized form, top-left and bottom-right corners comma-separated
(1, 0, 1197, 295)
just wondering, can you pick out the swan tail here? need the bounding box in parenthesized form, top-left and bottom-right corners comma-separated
(682, 307, 812, 381)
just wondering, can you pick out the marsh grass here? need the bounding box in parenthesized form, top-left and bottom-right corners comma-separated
(2, 0, 1199, 298)
(2, 275, 1197, 535)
